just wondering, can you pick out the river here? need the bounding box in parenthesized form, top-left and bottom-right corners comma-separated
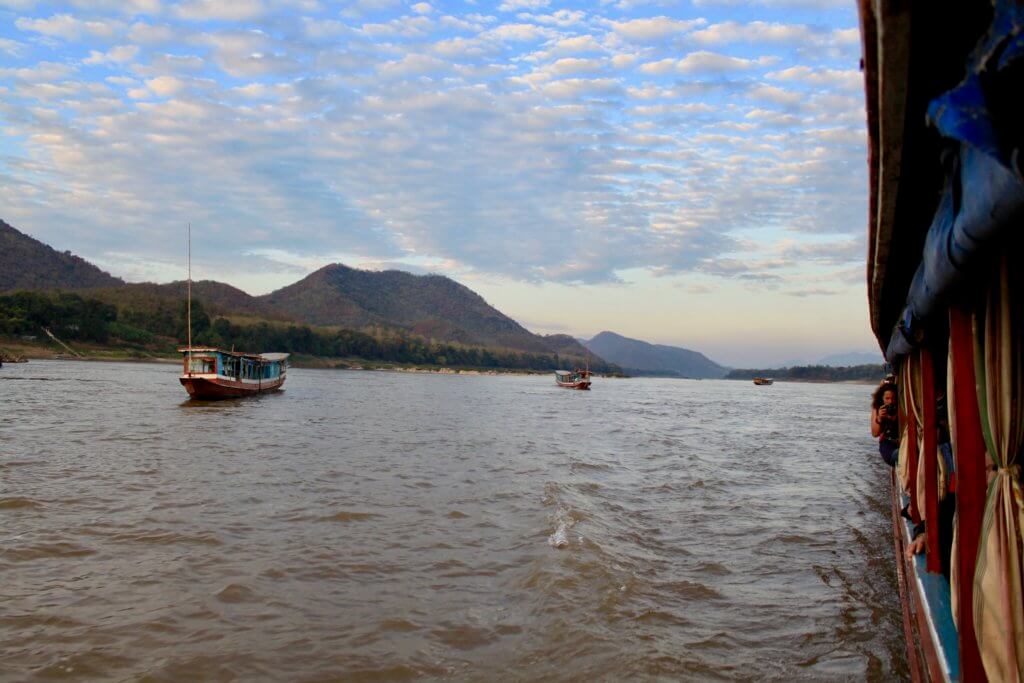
(1, 360, 905, 680)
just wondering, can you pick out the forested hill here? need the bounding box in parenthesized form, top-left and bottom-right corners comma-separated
(725, 365, 886, 382)
(0, 219, 605, 367)
(583, 331, 728, 379)
(1, 220, 123, 291)
(259, 264, 595, 358)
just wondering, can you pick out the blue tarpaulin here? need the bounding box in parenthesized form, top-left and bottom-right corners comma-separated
(884, 0, 1024, 363)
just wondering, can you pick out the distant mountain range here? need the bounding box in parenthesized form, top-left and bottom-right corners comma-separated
(0, 219, 596, 362)
(582, 331, 728, 379)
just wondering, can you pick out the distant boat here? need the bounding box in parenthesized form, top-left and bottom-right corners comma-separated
(753, 377, 774, 386)
(180, 347, 288, 399)
(555, 368, 592, 390)
(178, 223, 288, 399)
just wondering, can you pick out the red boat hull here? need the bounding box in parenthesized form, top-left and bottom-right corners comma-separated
(180, 376, 285, 399)
(556, 380, 591, 390)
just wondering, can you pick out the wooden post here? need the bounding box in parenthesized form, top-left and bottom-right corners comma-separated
(949, 305, 988, 681)
(921, 347, 940, 573)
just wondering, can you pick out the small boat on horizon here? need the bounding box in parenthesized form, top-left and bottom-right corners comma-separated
(753, 377, 773, 386)
(180, 347, 288, 399)
(555, 368, 592, 390)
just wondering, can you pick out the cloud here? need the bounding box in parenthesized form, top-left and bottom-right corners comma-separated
(607, 16, 705, 41)
(498, 0, 549, 11)
(484, 23, 555, 42)
(174, 0, 266, 21)
(143, 75, 186, 96)
(16, 14, 125, 41)
(766, 66, 862, 92)
(83, 44, 140, 65)
(692, 20, 819, 45)
(644, 51, 775, 75)
(0, 0, 867, 292)
(0, 38, 25, 57)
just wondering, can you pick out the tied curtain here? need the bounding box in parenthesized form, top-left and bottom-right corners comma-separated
(898, 352, 921, 494)
(973, 255, 1024, 681)
(899, 349, 948, 506)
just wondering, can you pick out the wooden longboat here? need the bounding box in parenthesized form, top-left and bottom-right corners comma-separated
(859, 1, 1024, 680)
(752, 377, 773, 386)
(177, 226, 289, 400)
(179, 348, 288, 399)
(555, 369, 592, 390)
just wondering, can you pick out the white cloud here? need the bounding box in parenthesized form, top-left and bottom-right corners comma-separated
(127, 22, 178, 44)
(691, 21, 816, 45)
(377, 53, 448, 78)
(174, 0, 265, 21)
(766, 66, 862, 91)
(0, 38, 25, 57)
(68, 0, 162, 15)
(607, 16, 705, 41)
(144, 75, 185, 96)
(643, 51, 774, 75)
(83, 44, 140, 65)
(526, 10, 586, 27)
(484, 23, 555, 42)
(498, 0, 548, 11)
(411, 2, 433, 14)
(16, 14, 125, 41)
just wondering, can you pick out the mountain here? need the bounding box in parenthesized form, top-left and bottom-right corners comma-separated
(1, 219, 124, 291)
(817, 350, 884, 366)
(1, 219, 600, 362)
(260, 264, 594, 357)
(583, 331, 728, 378)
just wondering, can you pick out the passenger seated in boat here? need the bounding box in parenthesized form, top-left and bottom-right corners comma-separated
(871, 382, 899, 467)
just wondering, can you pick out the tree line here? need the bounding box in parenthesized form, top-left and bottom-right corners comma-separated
(0, 290, 617, 372)
(725, 364, 886, 382)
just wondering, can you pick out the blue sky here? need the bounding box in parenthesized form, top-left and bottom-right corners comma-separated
(0, 0, 874, 366)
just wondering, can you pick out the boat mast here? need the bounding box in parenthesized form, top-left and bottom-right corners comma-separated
(187, 222, 192, 354)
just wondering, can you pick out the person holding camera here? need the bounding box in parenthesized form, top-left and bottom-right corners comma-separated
(871, 382, 900, 466)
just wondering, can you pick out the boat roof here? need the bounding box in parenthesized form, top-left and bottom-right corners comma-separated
(177, 347, 289, 362)
(859, 2, 995, 350)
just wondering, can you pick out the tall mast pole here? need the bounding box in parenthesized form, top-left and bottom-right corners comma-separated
(187, 222, 192, 353)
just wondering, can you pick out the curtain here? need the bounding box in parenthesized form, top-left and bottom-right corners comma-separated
(898, 353, 921, 494)
(973, 255, 1024, 681)
(903, 349, 949, 511)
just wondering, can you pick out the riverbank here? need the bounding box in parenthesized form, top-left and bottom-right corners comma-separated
(0, 338, 564, 376)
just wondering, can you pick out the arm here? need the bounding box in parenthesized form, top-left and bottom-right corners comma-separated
(871, 407, 882, 437)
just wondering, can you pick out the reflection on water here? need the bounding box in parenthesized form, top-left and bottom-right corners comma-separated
(1, 360, 905, 680)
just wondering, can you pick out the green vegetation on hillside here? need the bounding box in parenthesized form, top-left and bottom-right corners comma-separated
(725, 364, 886, 382)
(1, 220, 123, 291)
(0, 290, 618, 372)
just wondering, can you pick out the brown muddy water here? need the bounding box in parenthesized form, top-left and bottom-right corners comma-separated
(1, 360, 905, 681)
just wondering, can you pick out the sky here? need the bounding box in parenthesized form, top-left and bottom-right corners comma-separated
(0, 0, 877, 367)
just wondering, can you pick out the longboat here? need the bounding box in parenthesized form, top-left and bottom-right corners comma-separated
(555, 369, 592, 390)
(179, 347, 288, 399)
(752, 377, 773, 386)
(859, 1, 1024, 680)
(178, 224, 289, 400)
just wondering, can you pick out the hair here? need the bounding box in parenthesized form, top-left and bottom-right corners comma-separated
(872, 382, 897, 409)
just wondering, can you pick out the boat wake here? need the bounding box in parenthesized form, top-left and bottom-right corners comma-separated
(548, 506, 577, 549)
